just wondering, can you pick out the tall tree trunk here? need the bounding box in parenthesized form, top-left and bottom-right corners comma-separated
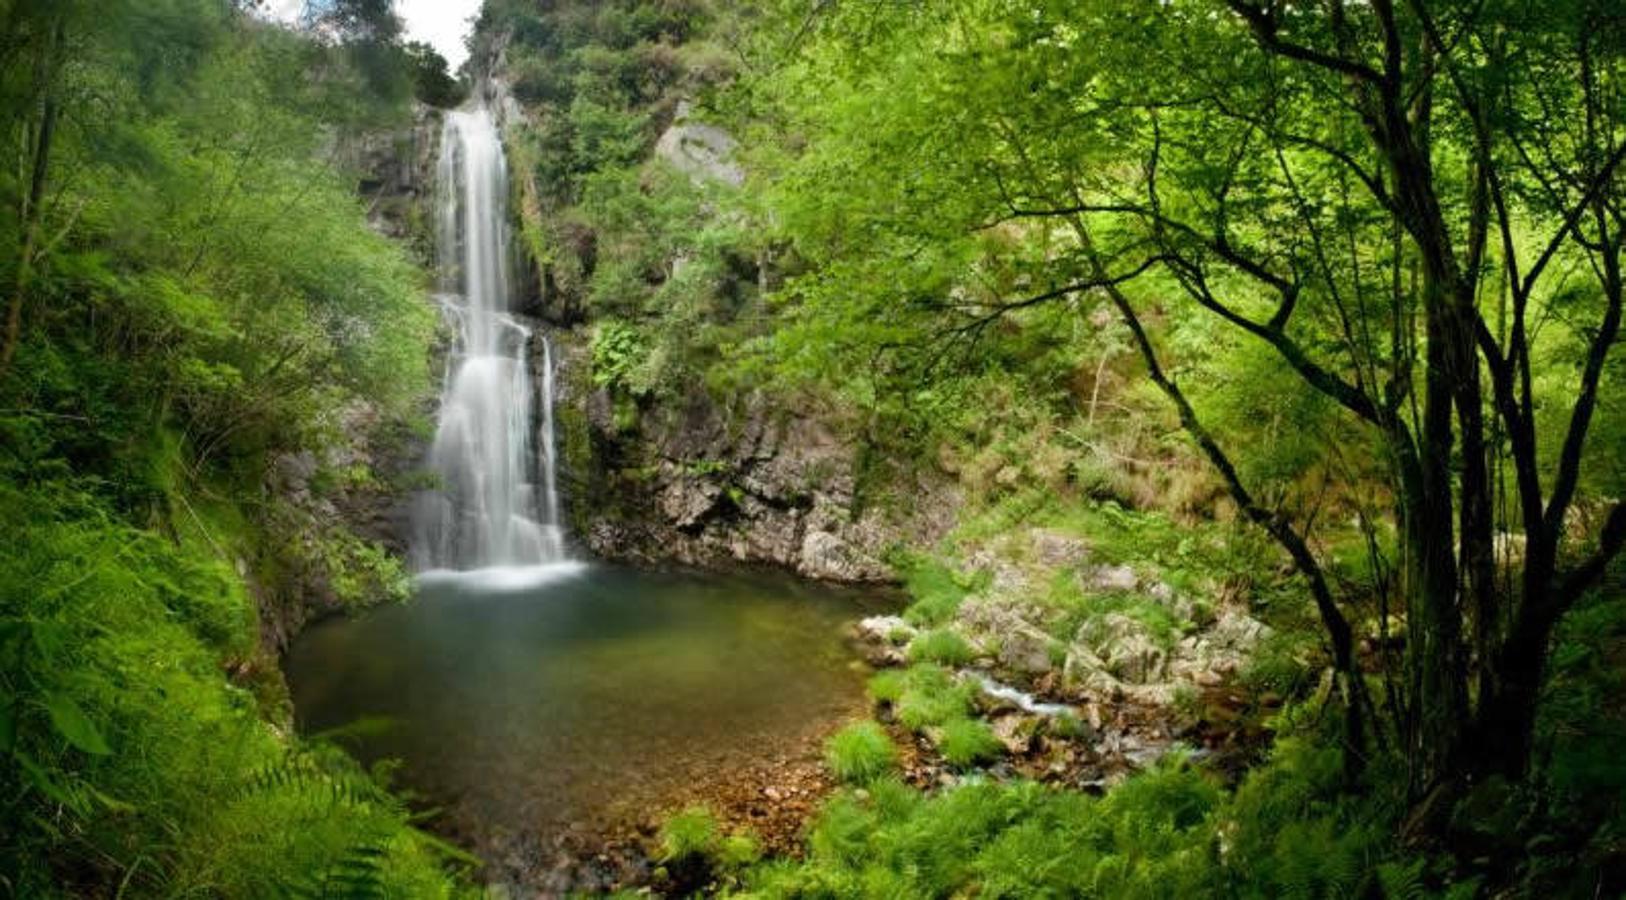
(0, 16, 64, 377)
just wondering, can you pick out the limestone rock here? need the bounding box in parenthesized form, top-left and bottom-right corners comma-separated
(1084, 563, 1139, 592)
(956, 598, 1056, 675)
(658, 477, 722, 530)
(1032, 529, 1090, 567)
(654, 103, 744, 186)
(1076, 613, 1168, 684)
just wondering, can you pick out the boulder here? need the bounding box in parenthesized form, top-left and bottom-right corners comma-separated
(658, 477, 722, 530)
(856, 615, 915, 644)
(1083, 563, 1139, 592)
(798, 529, 885, 581)
(1031, 529, 1090, 568)
(1077, 613, 1168, 684)
(654, 103, 745, 186)
(956, 597, 1055, 675)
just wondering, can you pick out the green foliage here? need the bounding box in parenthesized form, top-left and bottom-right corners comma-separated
(402, 41, 467, 108)
(658, 804, 762, 892)
(907, 628, 976, 666)
(728, 736, 1482, 899)
(937, 718, 1003, 770)
(865, 669, 905, 705)
(895, 554, 985, 627)
(824, 721, 898, 784)
(0, 3, 460, 895)
(0, 483, 467, 897)
(893, 665, 975, 732)
(591, 318, 653, 394)
(660, 805, 723, 864)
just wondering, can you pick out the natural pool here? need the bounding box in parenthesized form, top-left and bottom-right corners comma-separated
(284, 563, 890, 876)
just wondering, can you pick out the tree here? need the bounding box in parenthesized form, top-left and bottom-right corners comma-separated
(758, 0, 1625, 799)
(403, 40, 467, 109)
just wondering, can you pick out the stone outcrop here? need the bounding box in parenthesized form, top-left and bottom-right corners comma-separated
(654, 100, 745, 186)
(548, 333, 956, 582)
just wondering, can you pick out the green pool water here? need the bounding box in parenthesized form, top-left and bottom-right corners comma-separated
(284, 563, 889, 858)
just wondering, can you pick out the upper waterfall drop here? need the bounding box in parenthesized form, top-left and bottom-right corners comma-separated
(413, 106, 568, 573)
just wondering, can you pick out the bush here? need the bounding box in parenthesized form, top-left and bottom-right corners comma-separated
(0, 483, 467, 897)
(908, 628, 976, 665)
(938, 718, 1004, 769)
(825, 722, 899, 784)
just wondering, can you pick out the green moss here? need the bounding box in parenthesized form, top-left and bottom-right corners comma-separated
(825, 722, 899, 784)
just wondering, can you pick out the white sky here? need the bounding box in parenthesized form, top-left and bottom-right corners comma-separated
(397, 0, 481, 70)
(265, 0, 481, 70)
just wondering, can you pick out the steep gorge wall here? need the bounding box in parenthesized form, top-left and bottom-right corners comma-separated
(544, 333, 958, 582)
(476, 65, 957, 582)
(254, 108, 444, 654)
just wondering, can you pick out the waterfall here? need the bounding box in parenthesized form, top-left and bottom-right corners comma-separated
(413, 107, 567, 573)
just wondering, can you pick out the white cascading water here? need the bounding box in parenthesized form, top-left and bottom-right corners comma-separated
(413, 106, 568, 575)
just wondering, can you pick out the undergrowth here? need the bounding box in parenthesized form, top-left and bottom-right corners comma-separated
(0, 480, 472, 897)
(728, 740, 1474, 899)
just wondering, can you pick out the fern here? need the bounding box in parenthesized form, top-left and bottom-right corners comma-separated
(1378, 858, 1428, 900)
(282, 839, 391, 900)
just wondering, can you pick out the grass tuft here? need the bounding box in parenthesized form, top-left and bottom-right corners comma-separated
(938, 718, 1004, 769)
(825, 721, 899, 784)
(908, 628, 976, 665)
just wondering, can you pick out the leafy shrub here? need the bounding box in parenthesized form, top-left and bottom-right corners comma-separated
(1239, 630, 1318, 697)
(908, 628, 976, 665)
(0, 484, 467, 897)
(938, 718, 1003, 769)
(824, 722, 899, 784)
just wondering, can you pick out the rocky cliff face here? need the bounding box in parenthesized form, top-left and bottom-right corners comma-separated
(255, 109, 444, 654)
(546, 334, 957, 582)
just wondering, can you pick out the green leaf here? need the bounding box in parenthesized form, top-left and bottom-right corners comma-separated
(43, 693, 111, 756)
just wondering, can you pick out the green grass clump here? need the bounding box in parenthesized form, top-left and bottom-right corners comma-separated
(895, 665, 975, 731)
(825, 722, 899, 784)
(896, 554, 986, 626)
(867, 669, 906, 704)
(660, 806, 723, 863)
(938, 718, 1004, 769)
(908, 628, 977, 665)
(1041, 570, 1185, 648)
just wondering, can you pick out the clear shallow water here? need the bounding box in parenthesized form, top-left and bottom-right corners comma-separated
(284, 564, 888, 852)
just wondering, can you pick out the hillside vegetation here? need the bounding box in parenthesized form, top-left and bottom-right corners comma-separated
(0, 1, 474, 895)
(479, 1, 1626, 896)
